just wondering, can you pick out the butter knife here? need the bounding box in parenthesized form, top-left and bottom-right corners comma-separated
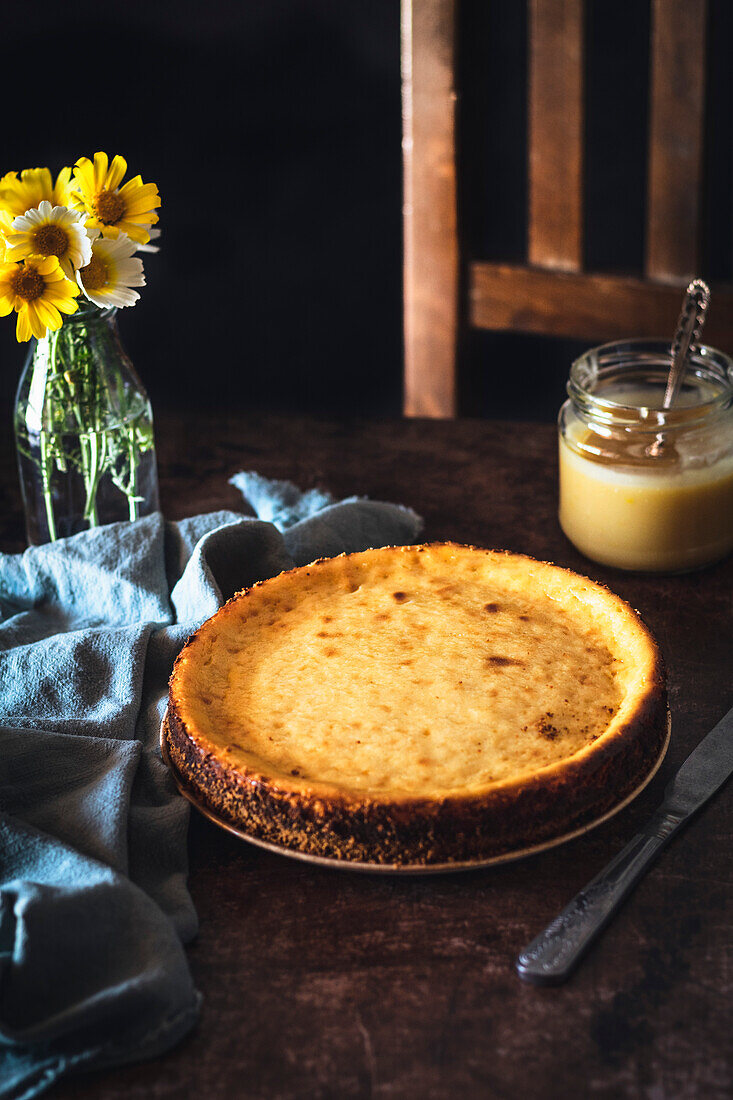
(516, 702, 733, 985)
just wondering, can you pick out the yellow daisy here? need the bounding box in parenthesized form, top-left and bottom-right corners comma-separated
(76, 233, 145, 309)
(4, 200, 92, 277)
(72, 152, 160, 245)
(0, 256, 80, 342)
(0, 166, 74, 219)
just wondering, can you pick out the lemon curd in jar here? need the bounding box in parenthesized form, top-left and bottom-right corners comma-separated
(558, 340, 733, 572)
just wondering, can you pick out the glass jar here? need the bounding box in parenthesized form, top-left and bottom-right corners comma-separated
(558, 339, 733, 572)
(14, 303, 159, 545)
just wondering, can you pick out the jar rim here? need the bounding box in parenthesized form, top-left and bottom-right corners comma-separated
(568, 338, 733, 430)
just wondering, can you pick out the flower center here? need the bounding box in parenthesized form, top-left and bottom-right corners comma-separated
(10, 265, 45, 302)
(81, 254, 108, 291)
(94, 189, 126, 225)
(32, 223, 69, 257)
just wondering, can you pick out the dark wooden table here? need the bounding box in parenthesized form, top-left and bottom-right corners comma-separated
(2, 412, 732, 1099)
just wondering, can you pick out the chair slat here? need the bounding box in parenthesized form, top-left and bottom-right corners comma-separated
(402, 0, 459, 418)
(471, 261, 733, 349)
(528, 0, 584, 272)
(646, 0, 707, 283)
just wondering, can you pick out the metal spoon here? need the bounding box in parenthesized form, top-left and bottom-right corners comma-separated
(648, 279, 710, 456)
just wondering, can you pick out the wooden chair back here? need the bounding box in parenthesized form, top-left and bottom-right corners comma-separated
(402, 0, 733, 417)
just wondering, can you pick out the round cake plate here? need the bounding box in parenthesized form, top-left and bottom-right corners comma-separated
(160, 710, 671, 876)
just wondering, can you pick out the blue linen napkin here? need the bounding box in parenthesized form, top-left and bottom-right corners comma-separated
(0, 475, 422, 1099)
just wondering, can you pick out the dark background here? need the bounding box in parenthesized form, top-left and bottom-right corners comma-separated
(1, 0, 731, 423)
(1, 1, 403, 419)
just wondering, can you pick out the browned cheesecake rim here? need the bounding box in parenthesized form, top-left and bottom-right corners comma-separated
(161, 708, 671, 871)
(167, 544, 666, 810)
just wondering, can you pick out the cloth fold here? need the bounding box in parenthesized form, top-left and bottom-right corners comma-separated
(0, 475, 422, 1098)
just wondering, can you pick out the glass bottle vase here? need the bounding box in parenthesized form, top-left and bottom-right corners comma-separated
(14, 303, 159, 545)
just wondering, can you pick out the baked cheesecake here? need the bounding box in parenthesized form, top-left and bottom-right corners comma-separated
(166, 544, 667, 864)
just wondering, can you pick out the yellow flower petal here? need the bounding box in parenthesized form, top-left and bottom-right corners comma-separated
(49, 293, 79, 315)
(34, 256, 61, 276)
(117, 175, 144, 196)
(124, 195, 162, 215)
(32, 297, 61, 330)
(116, 223, 149, 245)
(92, 151, 109, 191)
(52, 166, 74, 207)
(106, 155, 127, 191)
(2, 242, 25, 262)
(45, 278, 80, 302)
(73, 160, 95, 189)
(16, 309, 32, 341)
(0, 167, 55, 217)
(25, 301, 49, 339)
(123, 211, 160, 225)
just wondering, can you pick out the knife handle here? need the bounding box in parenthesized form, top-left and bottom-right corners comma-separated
(516, 809, 683, 986)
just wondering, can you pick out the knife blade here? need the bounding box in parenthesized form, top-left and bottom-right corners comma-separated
(516, 702, 733, 985)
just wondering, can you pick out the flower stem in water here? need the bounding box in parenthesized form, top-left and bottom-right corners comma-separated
(38, 429, 57, 542)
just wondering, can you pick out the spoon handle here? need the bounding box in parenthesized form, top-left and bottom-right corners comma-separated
(664, 279, 710, 409)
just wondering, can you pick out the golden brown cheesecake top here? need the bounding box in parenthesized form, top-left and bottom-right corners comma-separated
(169, 544, 659, 801)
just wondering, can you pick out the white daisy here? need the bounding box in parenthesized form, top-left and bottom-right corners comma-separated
(76, 233, 145, 308)
(4, 201, 92, 277)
